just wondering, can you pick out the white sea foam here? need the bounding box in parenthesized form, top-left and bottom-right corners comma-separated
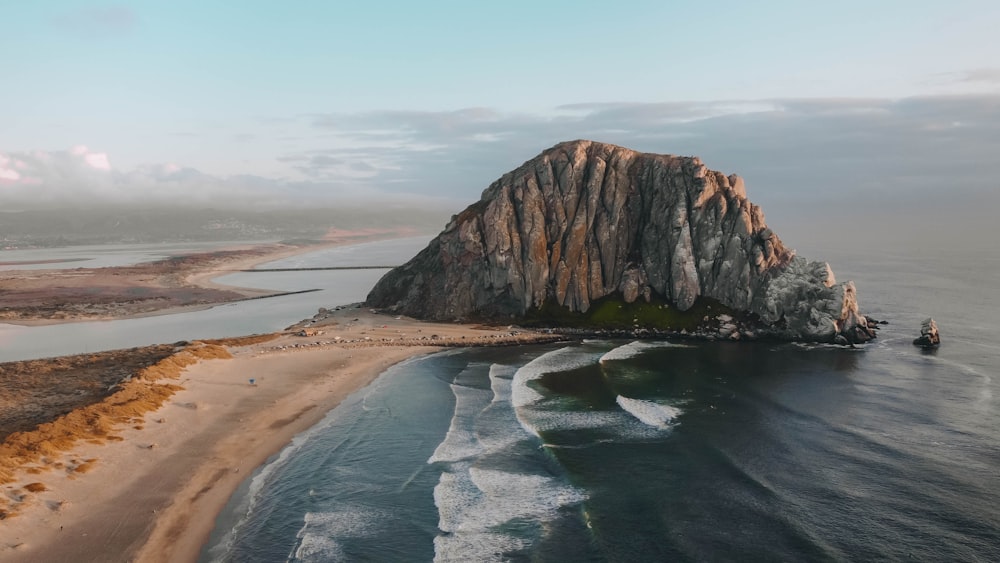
(430, 355, 594, 562)
(488, 363, 515, 403)
(510, 347, 603, 439)
(524, 408, 669, 442)
(434, 464, 586, 532)
(511, 347, 602, 408)
(616, 396, 682, 428)
(599, 340, 691, 363)
(292, 535, 345, 562)
(428, 383, 493, 464)
(434, 532, 527, 563)
(290, 508, 385, 562)
(300, 508, 386, 535)
(473, 404, 525, 452)
(432, 464, 586, 563)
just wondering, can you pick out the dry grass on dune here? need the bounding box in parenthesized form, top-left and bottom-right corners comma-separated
(201, 333, 279, 347)
(0, 345, 180, 440)
(0, 342, 232, 519)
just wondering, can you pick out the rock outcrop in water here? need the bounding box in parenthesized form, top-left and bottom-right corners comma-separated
(367, 140, 875, 343)
(913, 318, 940, 348)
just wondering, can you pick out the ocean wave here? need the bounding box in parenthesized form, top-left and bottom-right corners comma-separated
(433, 531, 527, 563)
(511, 347, 602, 408)
(473, 402, 526, 452)
(289, 508, 385, 562)
(524, 408, 670, 443)
(488, 363, 515, 403)
(428, 383, 493, 464)
(291, 535, 345, 562)
(433, 464, 586, 562)
(616, 395, 682, 428)
(599, 340, 692, 363)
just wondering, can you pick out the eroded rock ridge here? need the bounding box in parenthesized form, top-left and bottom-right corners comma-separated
(367, 140, 874, 343)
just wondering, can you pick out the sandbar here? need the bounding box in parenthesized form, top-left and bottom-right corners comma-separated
(0, 229, 415, 325)
(0, 307, 562, 562)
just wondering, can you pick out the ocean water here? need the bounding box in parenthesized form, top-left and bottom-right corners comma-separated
(203, 246, 1000, 561)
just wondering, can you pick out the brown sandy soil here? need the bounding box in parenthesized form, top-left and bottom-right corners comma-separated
(0, 345, 182, 441)
(0, 308, 565, 562)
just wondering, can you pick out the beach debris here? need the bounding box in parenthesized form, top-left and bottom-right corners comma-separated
(249, 378, 256, 385)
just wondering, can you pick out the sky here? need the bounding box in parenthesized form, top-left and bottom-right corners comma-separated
(1, 1, 999, 243)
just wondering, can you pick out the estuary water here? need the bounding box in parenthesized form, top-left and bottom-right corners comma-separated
(203, 245, 1000, 561)
(0, 237, 430, 362)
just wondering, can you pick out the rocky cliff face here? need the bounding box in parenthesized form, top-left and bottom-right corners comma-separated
(367, 140, 874, 343)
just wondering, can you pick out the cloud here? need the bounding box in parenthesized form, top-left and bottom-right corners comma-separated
(0, 145, 454, 210)
(276, 152, 381, 180)
(295, 95, 999, 206)
(2, 93, 997, 249)
(70, 145, 112, 170)
(285, 94, 1000, 248)
(958, 68, 1000, 84)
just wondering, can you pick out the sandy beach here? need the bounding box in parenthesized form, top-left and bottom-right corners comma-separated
(0, 307, 562, 562)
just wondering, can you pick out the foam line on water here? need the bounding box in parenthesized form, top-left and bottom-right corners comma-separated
(473, 401, 525, 452)
(291, 535, 345, 562)
(524, 408, 669, 442)
(511, 347, 604, 439)
(433, 532, 527, 563)
(488, 363, 516, 403)
(616, 395, 682, 428)
(428, 383, 493, 464)
(432, 464, 586, 563)
(599, 340, 691, 363)
(289, 508, 385, 562)
(511, 347, 602, 408)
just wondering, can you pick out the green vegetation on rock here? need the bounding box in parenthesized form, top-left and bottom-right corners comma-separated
(520, 292, 737, 332)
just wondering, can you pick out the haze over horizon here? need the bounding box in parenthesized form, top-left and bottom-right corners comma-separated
(2, 1, 998, 247)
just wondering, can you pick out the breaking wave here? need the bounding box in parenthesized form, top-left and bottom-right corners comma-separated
(600, 340, 691, 363)
(616, 396, 682, 428)
(289, 508, 386, 562)
(431, 359, 587, 562)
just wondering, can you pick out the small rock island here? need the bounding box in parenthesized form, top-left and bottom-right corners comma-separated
(368, 140, 877, 344)
(913, 318, 941, 348)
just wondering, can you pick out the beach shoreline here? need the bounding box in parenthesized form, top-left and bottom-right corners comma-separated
(0, 307, 563, 562)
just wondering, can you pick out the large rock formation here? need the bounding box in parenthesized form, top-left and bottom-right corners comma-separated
(367, 140, 875, 343)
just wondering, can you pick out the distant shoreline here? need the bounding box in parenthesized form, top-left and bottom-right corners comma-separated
(0, 231, 413, 326)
